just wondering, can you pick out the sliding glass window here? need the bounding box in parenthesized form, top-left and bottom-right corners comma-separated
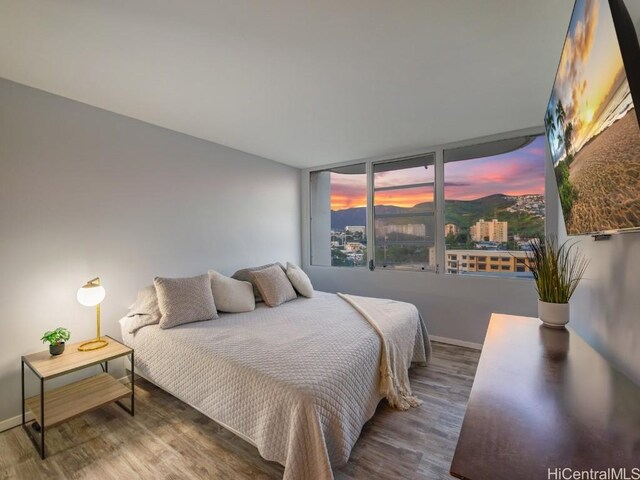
(309, 164, 367, 267)
(443, 135, 546, 278)
(308, 131, 545, 278)
(373, 154, 436, 271)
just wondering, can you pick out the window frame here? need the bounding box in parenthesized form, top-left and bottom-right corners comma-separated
(309, 164, 368, 268)
(370, 153, 438, 272)
(302, 126, 555, 281)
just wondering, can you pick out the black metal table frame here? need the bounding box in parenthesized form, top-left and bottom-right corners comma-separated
(20, 335, 135, 459)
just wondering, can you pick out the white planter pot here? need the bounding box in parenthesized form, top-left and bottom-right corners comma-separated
(538, 300, 570, 328)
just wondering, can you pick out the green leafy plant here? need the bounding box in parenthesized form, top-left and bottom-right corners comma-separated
(555, 161, 576, 221)
(41, 327, 71, 346)
(527, 236, 589, 304)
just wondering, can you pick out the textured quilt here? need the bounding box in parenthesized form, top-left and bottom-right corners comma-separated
(120, 291, 430, 480)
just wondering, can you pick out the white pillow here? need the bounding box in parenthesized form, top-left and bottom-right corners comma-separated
(208, 270, 256, 313)
(286, 262, 314, 298)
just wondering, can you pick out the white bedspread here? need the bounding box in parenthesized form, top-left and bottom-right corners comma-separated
(120, 291, 430, 480)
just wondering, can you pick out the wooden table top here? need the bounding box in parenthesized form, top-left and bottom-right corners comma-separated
(450, 313, 640, 480)
(22, 336, 131, 379)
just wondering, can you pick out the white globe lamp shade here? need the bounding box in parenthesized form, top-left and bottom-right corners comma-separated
(77, 285, 106, 306)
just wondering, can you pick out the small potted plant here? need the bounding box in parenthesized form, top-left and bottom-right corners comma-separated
(41, 327, 71, 356)
(527, 235, 589, 328)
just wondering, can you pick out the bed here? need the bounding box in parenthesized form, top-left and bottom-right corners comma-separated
(119, 291, 431, 480)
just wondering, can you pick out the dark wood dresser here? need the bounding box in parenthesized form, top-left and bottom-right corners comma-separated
(450, 313, 640, 480)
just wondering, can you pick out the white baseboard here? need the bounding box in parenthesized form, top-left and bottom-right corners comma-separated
(0, 412, 34, 433)
(0, 375, 130, 433)
(431, 335, 483, 350)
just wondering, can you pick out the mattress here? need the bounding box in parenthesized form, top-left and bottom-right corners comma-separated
(119, 291, 430, 480)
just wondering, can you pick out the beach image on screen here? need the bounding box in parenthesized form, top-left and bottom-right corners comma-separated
(545, 0, 640, 234)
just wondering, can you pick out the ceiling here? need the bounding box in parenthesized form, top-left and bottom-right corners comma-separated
(0, 0, 574, 168)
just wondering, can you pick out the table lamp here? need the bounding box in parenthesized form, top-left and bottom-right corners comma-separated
(76, 277, 108, 351)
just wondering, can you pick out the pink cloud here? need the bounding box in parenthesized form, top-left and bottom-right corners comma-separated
(328, 137, 547, 209)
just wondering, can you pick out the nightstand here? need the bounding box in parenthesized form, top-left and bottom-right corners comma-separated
(21, 335, 134, 459)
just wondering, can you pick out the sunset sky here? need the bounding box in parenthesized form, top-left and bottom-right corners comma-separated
(330, 136, 546, 210)
(547, 0, 627, 163)
(445, 136, 546, 201)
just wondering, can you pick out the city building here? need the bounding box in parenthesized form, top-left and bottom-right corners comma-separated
(469, 218, 508, 242)
(344, 242, 365, 252)
(445, 223, 459, 236)
(345, 226, 366, 236)
(376, 222, 426, 237)
(506, 194, 545, 217)
(445, 249, 530, 275)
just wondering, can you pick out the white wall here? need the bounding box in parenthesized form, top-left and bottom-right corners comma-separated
(303, 267, 538, 346)
(0, 78, 301, 423)
(561, 228, 640, 385)
(555, 0, 640, 386)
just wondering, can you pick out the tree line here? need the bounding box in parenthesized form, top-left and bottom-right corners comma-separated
(546, 99, 576, 221)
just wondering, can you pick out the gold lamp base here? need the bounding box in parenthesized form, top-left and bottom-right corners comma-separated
(78, 338, 109, 351)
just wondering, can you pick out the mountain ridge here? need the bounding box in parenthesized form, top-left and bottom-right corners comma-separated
(331, 193, 543, 236)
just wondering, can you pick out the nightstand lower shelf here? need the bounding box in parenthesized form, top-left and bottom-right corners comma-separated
(22, 336, 134, 459)
(25, 373, 130, 428)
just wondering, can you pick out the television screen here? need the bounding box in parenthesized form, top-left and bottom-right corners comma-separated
(545, 0, 640, 235)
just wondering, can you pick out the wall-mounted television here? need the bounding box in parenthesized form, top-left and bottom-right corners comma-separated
(545, 0, 640, 236)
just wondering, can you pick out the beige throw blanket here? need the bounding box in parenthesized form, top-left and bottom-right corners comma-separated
(338, 293, 423, 410)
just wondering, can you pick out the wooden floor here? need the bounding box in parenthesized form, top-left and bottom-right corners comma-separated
(0, 342, 480, 480)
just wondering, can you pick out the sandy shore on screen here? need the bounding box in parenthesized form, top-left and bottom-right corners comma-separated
(566, 108, 640, 234)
